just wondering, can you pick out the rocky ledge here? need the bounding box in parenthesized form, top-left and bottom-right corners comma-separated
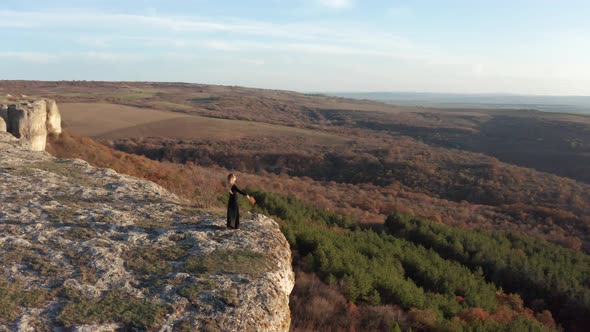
(0, 132, 294, 331)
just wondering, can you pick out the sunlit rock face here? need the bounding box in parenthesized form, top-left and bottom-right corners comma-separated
(0, 98, 62, 151)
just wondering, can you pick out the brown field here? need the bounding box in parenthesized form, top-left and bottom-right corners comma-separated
(60, 102, 350, 145)
(59, 103, 185, 137)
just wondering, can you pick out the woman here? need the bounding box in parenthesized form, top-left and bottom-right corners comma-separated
(227, 173, 251, 229)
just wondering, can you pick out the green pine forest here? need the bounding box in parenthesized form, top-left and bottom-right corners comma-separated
(247, 189, 589, 331)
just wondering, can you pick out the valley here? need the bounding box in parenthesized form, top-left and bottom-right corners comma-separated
(2, 80, 590, 331)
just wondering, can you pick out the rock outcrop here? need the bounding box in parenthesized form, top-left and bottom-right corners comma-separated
(44, 99, 62, 135)
(0, 133, 294, 331)
(0, 98, 62, 151)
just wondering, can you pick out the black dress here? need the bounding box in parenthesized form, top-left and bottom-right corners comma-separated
(227, 184, 247, 229)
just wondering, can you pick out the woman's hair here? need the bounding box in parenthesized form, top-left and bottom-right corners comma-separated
(226, 173, 236, 192)
(227, 173, 236, 182)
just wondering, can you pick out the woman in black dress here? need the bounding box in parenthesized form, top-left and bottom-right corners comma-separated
(227, 173, 251, 229)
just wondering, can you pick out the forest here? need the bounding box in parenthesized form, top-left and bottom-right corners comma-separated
(112, 135, 590, 252)
(249, 189, 590, 331)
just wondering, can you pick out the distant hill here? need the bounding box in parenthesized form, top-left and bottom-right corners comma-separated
(329, 92, 590, 114)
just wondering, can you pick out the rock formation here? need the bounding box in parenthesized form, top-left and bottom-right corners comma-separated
(44, 99, 62, 135)
(0, 133, 294, 331)
(0, 104, 8, 132)
(0, 98, 62, 151)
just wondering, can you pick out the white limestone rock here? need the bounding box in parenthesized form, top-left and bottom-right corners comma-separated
(0, 98, 62, 151)
(6, 100, 48, 151)
(45, 99, 62, 135)
(0, 135, 295, 331)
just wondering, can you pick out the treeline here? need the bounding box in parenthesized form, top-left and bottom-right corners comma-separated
(250, 190, 558, 331)
(111, 137, 590, 252)
(385, 213, 590, 331)
(112, 136, 590, 215)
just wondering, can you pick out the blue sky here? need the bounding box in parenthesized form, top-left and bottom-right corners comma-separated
(1, 0, 589, 95)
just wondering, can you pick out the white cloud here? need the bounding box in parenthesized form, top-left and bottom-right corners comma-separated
(83, 52, 142, 62)
(316, 0, 354, 9)
(240, 58, 266, 66)
(0, 51, 144, 63)
(0, 52, 53, 63)
(202, 40, 243, 51)
(386, 6, 412, 17)
(0, 9, 480, 67)
(472, 64, 485, 75)
(77, 36, 111, 48)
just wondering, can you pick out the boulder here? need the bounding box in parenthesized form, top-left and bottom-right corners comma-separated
(0, 116, 6, 132)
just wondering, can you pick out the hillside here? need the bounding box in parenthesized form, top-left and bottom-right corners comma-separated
(41, 131, 574, 331)
(9, 81, 585, 252)
(2, 82, 589, 330)
(0, 132, 294, 331)
(1, 80, 589, 184)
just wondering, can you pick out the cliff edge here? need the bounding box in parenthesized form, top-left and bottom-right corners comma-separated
(0, 132, 294, 331)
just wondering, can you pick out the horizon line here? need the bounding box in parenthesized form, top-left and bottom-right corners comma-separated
(1, 79, 590, 98)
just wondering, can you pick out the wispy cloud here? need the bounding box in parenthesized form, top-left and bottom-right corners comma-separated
(0, 9, 491, 80)
(0, 52, 53, 63)
(316, 0, 354, 10)
(83, 52, 143, 62)
(0, 9, 438, 59)
(386, 6, 413, 17)
(0, 51, 142, 63)
(0, 10, 328, 41)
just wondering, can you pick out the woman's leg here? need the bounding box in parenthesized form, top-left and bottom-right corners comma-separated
(227, 206, 236, 228)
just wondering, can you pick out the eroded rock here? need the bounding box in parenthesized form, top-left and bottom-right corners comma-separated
(0, 98, 62, 151)
(45, 99, 62, 135)
(6, 100, 48, 151)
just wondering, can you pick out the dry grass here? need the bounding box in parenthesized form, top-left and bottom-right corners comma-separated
(184, 250, 272, 276)
(56, 288, 169, 329)
(123, 243, 192, 278)
(0, 281, 55, 324)
(59, 102, 349, 145)
(59, 103, 185, 137)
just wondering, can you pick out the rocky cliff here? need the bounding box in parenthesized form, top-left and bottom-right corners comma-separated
(0, 132, 294, 331)
(0, 97, 62, 151)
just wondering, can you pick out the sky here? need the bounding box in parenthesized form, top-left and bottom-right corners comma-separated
(0, 0, 589, 95)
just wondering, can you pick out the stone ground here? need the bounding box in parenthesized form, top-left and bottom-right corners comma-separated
(0, 132, 294, 331)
